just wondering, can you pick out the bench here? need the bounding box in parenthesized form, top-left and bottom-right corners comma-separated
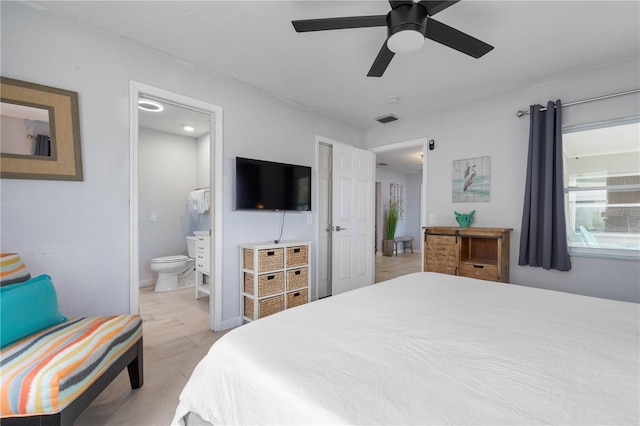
(0, 255, 143, 426)
(393, 236, 414, 255)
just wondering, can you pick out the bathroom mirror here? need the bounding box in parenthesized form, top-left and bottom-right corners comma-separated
(0, 77, 83, 181)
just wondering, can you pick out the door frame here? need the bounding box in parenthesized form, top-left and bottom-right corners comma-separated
(369, 137, 429, 264)
(314, 136, 376, 299)
(314, 136, 341, 300)
(129, 81, 223, 331)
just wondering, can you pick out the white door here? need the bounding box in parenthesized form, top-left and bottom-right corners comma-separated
(331, 143, 375, 295)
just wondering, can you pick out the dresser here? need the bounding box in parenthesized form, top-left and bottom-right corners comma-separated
(423, 227, 512, 283)
(195, 232, 211, 299)
(240, 241, 311, 322)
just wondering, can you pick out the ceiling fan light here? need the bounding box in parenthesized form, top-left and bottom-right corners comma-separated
(387, 29, 424, 53)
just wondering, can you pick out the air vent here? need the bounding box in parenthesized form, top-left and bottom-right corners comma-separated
(374, 114, 399, 124)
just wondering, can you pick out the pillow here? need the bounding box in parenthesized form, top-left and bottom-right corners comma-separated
(0, 253, 31, 286)
(0, 274, 66, 348)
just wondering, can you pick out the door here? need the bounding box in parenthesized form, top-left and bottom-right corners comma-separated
(331, 143, 375, 295)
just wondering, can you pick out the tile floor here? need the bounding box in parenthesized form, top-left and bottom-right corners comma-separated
(76, 252, 421, 425)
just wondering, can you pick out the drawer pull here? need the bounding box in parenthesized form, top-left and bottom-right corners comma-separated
(267, 251, 275, 256)
(293, 248, 301, 253)
(293, 292, 300, 297)
(294, 270, 301, 275)
(473, 264, 484, 269)
(267, 275, 275, 280)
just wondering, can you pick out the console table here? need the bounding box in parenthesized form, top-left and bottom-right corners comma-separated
(423, 227, 512, 283)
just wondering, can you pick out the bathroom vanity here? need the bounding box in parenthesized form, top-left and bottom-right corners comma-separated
(194, 231, 211, 299)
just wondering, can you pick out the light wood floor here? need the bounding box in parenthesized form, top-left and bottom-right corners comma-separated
(76, 253, 421, 425)
(76, 286, 231, 425)
(375, 251, 422, 283)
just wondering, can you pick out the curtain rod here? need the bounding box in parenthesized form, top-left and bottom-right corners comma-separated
(516, 88, 640, 118)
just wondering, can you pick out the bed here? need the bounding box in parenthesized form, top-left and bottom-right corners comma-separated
(172, 272, 639, 425)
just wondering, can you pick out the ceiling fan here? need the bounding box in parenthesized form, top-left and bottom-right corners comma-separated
(292, 0, 493, 77)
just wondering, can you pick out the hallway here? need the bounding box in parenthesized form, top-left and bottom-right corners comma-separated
(375, 252, 422, 283)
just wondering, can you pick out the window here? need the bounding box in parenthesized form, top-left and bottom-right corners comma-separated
(563, 117, 640, 259)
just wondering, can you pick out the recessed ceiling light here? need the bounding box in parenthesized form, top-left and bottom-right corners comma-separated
(138, 99, 164, 112)
(182, 125, 195, 132)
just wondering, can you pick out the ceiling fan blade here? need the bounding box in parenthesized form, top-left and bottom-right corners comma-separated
(292, 15, 386, 32)
(367, 41, 395, 77)
(417, 1, 461, 16)
(389, 1, 414, 9)
(424, 18, 494, 58)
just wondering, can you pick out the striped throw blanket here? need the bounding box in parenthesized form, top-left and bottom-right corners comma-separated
(1, 315, 142, 417)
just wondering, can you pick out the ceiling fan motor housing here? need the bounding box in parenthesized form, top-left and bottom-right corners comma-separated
(386, 4, 428, 38)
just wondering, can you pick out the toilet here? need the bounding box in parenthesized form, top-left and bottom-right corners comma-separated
(151, 236, 196, 292)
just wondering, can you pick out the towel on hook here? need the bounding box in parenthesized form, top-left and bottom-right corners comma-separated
(188, 190, 209, 213)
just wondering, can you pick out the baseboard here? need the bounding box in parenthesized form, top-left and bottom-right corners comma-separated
(139, 279, 155, 288)
(375, 251, 422, 256)
(221, 316, 243, 330)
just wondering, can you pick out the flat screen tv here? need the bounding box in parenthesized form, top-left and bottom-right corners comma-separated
(235, 157, 311, 211)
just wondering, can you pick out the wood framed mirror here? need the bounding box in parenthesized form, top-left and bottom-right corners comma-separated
(1, 77, 83, 181)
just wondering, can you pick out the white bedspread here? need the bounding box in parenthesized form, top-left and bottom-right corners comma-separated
(172, 272, 639, 425)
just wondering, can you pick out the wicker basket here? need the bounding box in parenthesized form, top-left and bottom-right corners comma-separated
(244, 294, 284, 320)
(286, 267, 308, 291)
(286, 288, 308, 309)
(244, 272, 284, 297)
(244, 248, 284, 272)
(286, 245, 308, 267)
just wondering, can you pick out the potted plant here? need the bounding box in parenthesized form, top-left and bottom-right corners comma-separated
(382, 200, 403, 256)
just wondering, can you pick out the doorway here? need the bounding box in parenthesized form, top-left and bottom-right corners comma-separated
(129, 81, 223, 331)
(315, 137, 376, 299)
(371, 138, 429, 280)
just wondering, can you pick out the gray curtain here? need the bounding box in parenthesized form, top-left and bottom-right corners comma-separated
(34, 134, 51, 156)
(518, 100, 571, 271)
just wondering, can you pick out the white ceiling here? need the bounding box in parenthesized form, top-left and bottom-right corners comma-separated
(138, 99, 212, 138)
(1, 102, 49, 122)
(376, 145, 425, 174)
(31, 1, 640, 130)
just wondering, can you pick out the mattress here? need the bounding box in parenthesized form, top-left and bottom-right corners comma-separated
(172, 272, 639, 425)
(1, 315, 142, 417)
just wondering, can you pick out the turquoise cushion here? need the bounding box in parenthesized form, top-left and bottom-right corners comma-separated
(1, 274, 66, 348)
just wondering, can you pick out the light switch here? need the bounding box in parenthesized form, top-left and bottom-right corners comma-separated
(429, 214, 436, 224)
(150, 212, 157, 222)
(306, 213, 313, 225)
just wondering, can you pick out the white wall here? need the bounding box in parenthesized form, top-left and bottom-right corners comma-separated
(0, 2, 365, 320)
(366, 60, 640, 303)
(196, 134, 210, 189)
(193, 133, 212, 234)
(376, 167, 407, 244)
(405, 174, 422, 253)
(375, 170, 421, 253)
(138, 128, 199, 286)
